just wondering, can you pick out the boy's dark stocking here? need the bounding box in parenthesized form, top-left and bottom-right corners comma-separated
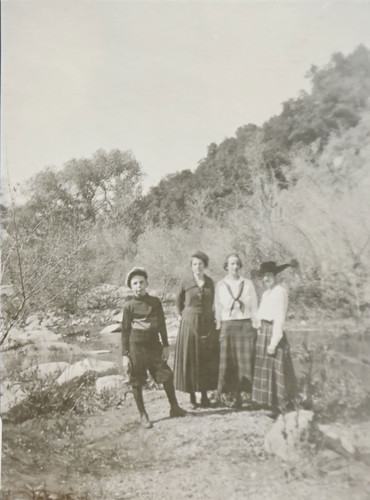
(163, 379, 187, 418)
(162, 378, 178, 406)
(132, 386, 152, 428)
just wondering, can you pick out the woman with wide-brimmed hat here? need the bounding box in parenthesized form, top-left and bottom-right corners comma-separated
(252, 260, 298, 418)
(215, 253, 259, 408)
(173, 251, 219, 409)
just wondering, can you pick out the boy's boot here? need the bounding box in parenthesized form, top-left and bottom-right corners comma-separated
(132, 387, 153, 428)
(140, 412, 153, 429)
(163, 379, 187, 418)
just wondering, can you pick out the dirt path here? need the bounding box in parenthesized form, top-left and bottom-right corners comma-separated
(3, 390, 370, 500)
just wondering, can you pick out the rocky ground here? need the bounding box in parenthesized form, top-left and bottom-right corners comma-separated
(2, 389, 370, 500)
(1, 289, 370, 500)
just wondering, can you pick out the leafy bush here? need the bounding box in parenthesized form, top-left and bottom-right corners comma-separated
(296, 342, 370, 422)
(7, 372, 98, 423)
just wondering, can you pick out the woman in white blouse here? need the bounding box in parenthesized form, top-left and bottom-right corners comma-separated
(252, 260, 297, 418)
(215, 253, 259, 408)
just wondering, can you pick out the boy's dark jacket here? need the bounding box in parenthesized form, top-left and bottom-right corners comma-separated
(121, 293, 169, 355)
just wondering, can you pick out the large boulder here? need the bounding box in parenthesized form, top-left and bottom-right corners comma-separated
(100, 324, 121, 334)
(1, 381, 27, 414)
(57, 358, 117, 385)
(111, 312, 123, 323)
(264, 410, 315, 461)
(95, 374, 128, 393)
(22, 362, 70, 380)
(318, 422, 370, 461)
(4, 327, 61, 348)
(1, 343, 81, 379)
(23, 341, 83, 361)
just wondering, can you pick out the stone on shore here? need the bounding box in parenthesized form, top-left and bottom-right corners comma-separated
(57, 358, 117, 385)
(95, 375, 128, 393)
(22, 362, 70, 380)
(264, 410, 315, 461)
(1, 381, 27, 414)
(100, 324, 121, 334)
(4, 327, 61, 348)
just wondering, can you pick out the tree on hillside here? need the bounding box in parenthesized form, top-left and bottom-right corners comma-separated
(264, 45, 370, 149)
(25, 149, 143, 226)
(139, 46, 370, 227)
(1, 149, 144, 329)
(142, 170, 196, 227)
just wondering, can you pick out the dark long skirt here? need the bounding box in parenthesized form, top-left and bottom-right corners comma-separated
(174, 311, 219, 393)
(218, 319, 257, 394)
(252, 320, 296, 409)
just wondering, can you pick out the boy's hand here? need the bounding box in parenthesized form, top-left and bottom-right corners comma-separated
(122, 355, 131, 371)
(162, 347, 169, 361)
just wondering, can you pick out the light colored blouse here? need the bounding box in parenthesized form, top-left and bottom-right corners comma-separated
(215, 276, 259, 329)
(257, 284, 288, 350)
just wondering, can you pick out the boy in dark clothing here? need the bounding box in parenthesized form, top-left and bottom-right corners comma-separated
(122, 267, 186, 428)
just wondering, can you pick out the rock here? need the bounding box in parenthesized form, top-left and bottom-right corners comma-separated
(100, 324, 121, 334)
(316, 449, 349, 473)
(348, 422, 370, 461)
(264, 410, 315, 461)
(1, 381, 27, 414)
(111, 312, 123, 323)
(40, 318, 57, 328)
(317, 422, 370, 460)
(56, 358, 117, 385)
(5, 327, 61, 347)
(29, 341, 83, 359)
(1, 328, 24, 350)
(25, 313, 41, 326)
(87, 350, 111, 356)
(1, 343, 82, 379)
(0, 284, 14, 298)
(318, 423, 357, 456)
(95, 375, 128, 393)
(22, 362, 70, 380)
(167, 326, 178, 344)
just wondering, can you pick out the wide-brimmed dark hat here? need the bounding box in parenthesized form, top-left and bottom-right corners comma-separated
(125, 267, 148, 288)
(256, 259, 299, 276)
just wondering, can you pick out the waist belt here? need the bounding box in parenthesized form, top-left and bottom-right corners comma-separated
(183, 307, 203, 313)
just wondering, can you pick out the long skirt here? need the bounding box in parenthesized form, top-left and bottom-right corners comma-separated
(218, 319, 257, 394)
(174, 311, 219, 393)
(252, 320, 296, 409)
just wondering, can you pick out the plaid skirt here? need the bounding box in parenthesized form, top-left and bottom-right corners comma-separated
(252, 320, 296, 409)
(218, 319, 257, 394)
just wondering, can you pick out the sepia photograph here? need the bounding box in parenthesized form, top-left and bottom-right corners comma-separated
(1, 1, 370, 498)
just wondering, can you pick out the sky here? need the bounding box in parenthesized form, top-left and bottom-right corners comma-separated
(2, 0, 370, 195)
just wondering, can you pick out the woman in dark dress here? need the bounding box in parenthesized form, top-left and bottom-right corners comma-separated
(173, 251, 219, 408)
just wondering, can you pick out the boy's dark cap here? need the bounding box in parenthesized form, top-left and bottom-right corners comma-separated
(126, 267, 148, 288)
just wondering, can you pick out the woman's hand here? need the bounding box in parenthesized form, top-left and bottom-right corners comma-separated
(162, 346, 169, 361)
(267, 345, 276, 356)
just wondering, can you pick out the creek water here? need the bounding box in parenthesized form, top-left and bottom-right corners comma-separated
(86, 321, 370, 390)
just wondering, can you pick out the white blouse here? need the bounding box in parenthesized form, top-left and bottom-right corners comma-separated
(215, 276, 259, 329)
(257, 284, 288, 350)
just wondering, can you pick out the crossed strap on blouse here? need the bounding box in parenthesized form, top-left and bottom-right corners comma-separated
(224, 280, 245, 316)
